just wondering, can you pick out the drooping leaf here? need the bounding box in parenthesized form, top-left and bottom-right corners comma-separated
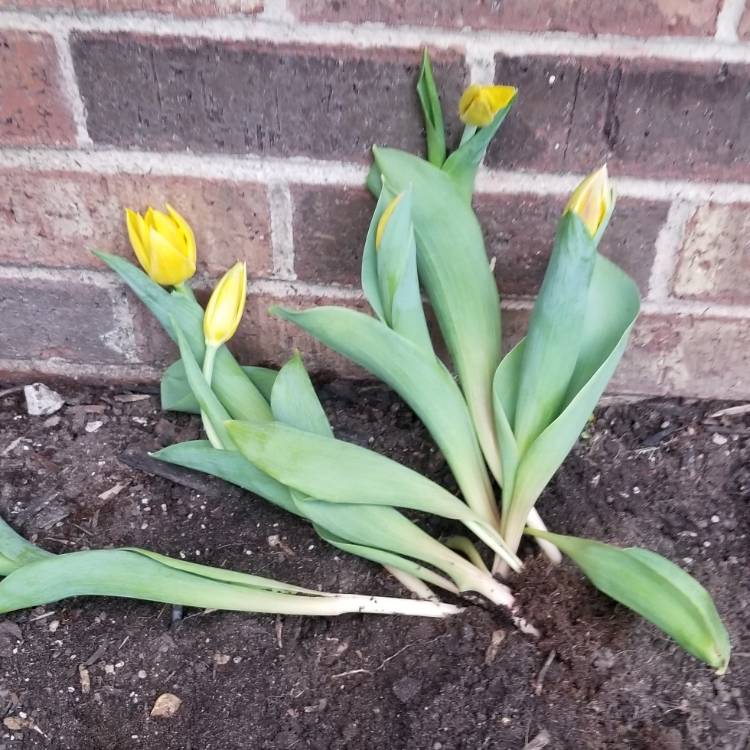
(0, 546, 456, 618)
(526, 529, 731, 674)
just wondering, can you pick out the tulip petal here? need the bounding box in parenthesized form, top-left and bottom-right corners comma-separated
(125, 209, 152, 274)
(166, 203, 197, 267)
(147, 227, 196, 286)
(150, 209, 183, 255)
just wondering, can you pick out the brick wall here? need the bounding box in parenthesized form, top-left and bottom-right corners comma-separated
(0, 0, 748, 399)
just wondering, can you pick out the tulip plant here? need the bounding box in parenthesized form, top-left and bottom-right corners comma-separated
(13, 51, 727, 673)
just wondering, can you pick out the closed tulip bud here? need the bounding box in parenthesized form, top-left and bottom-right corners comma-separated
(565, 166, 612, 237)
(203, 262, 247, 348)
(458, 84, 517, 128)
(125, 205, 196, 286)
(374, 193, 404, 251)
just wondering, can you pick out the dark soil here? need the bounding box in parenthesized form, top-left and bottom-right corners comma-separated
(0, 381, 748, 750)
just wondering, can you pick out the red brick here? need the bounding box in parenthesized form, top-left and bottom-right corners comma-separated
(502, 308, 750, 400)
(0, 31, 76, 147)
(673, 203, 750, 305)
(71, 34, 467, 161)
(613, 314, 750, 399)
(0, 0, 263, 14)
(292, 185, 374, 286)
(130, 288, 370, 376)
(0, 170, 272, 277)
(290, 0, 720, 36)
(476, 193, 665, 297)
(0, 276, 133, 364)
(488, 55, 750, 181)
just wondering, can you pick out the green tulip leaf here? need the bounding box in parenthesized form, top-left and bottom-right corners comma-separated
(416, 49, 446, 167)
(370, 147, 503, 481)
(272, 305, 497, 526)
(526, 529, 731, 674)
(94, 251, 270, 424)
(161, 359, 278, 414)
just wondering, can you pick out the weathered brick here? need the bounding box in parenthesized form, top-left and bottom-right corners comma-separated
(612, 314, 750, 399)
(0, 0, 262, 14)
(293, 185, 663, 293)
(489, 55, 750, 181)
(130, 288, 370, 376)
(0, 31, 76, 147)
(71, 34, 467, 161)
(477, 193, 666, 296)
(740, 4, 750, 39)
(0, 170, 272, 276)
(502, 308, 750, 399)
(290, 0, 720, 36)
(673, 203, 750, 305)
(0, 277, 133, 364)
(292, 185, 374, 286)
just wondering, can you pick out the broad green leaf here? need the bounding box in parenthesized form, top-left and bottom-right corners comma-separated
(0, 547, 456, 618)
(0, 516, 53, 574)
(416, 49, 446, 167)
(226, 420, 521, 571)
(271, 306, 498, 527)
(161, 359, 278, 414)
(271, 353, 333, 438)
(376, 189, 433, 352)
(371, 147, 503, 482)
(173, 320, 234, 450)
(361, 185, 392, 323)
(513, 213, 598, 456)
(94, 251, 270, 424)
(526, 530, 731, 673)
(153, 440, 301, 517)
(503, 257, 640, 553)
(441, 96, 516, 199)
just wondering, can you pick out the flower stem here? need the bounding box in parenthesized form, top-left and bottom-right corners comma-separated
(200, 344, 223, 449)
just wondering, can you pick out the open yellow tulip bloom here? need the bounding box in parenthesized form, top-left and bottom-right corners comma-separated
(204, 261, 247, 348)
(565, 166, 612, 237)
(458, 84, 517, 127)
(125, 204, 197, 286)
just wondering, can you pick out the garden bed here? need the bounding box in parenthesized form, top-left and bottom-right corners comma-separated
(0, 381, 748, 749)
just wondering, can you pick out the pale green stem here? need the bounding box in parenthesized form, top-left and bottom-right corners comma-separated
(459, 124, 478, 147)
(201, 344, 224, 450)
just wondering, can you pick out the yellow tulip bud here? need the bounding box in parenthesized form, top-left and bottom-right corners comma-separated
(125, 204, 197, 286)
(458, 84, 517, 127)
(565, 165, 612, 237)
(203, 262, 247, 348)
(374, 193, 404, 251)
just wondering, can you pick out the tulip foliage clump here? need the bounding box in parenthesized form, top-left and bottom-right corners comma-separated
(1, 52, 729, 674)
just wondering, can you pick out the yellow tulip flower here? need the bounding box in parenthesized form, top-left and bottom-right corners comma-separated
(565, 166, 612, 237)
(203, 261, 247, 349)
(458, 84, 517, 128)
(125, 204, 197, 286)
(375, 193, 404, 251)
